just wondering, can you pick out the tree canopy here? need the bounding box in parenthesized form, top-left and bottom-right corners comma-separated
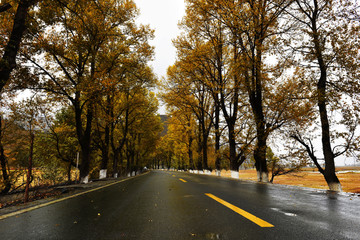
(0, 0, 162, 193)
(161, 0, 360, 190)
(0, 0, 359, 194)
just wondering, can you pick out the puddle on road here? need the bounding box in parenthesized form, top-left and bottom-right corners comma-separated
(284, 212, 297, 217)
(271, 207, 298, 217)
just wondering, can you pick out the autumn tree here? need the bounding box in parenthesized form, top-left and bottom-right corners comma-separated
(46, 106, 79, 182)
(159, 109, 197, 170)
(155, 135, 174, 170)
(178, 4, 255, 177)
(286, 0, 360, 191)
(9, 94, 46, 202)
(167, 0, 292, 179)
(0, 0, 157, 188)
(123, 90, 161, 173)
(267, 147, 308, 183)
(24, 0, 154, 182)
(85, 36, 157, 178)
(173, 110, 197, 170)
(0, 94, 31, 193)
(164, 60, 215, 171)
(108, 73, 156, 177)
(174, 49, 215, 172)
(89, 14, 155, 178)
(181, 0, 297, 182)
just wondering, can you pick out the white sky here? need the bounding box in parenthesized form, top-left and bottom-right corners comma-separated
(134, 0, 186, 78)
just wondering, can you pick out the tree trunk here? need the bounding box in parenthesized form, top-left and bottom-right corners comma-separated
(0, 143, 11, 193)
(188, 134, 194, 170)
(253, 125, 269, 183)
(248, 39, 269, 183)
(79, 142, 91, 183)
(24, 131, 34, 203)
(78, 106, 93, 183)
(110, 104, 118, 177)
(318, 75, 341, 191)
(250, 90, 269, 183)
(111, 107, 128, 177)
(219, 44, 240, 178)
(100, 96, 112, 179)
(270, 174, 275, 184)
(324, 170, 341, 191)
(67, 161, 72, 183)
(0, 116, 11, 193)
(0, 0, 35, 92)
(126, 141, 131, 174)
(227, 121, 242, 179)
(214, 101, 221, 173)
(228, 123, 238, 171)
(312, 13, 342, 191)
(197, 122, 203, 170)
(215, 43, 223, 176)
(99, 124, 110, 179)
(202, 128, 209, 170)
(112, 149, 119, 178)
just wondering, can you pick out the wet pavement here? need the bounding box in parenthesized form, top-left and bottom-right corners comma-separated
(0, 170, 359, 239)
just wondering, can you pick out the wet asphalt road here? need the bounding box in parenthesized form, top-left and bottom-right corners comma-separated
(0, 170, 359, 240)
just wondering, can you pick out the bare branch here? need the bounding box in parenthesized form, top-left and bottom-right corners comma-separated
(0, 3, 11, 13)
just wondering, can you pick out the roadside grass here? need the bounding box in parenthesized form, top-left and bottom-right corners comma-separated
(0, 169, 80, 209)
(2, 169, 79, 189)
(216, 167, 360, 193)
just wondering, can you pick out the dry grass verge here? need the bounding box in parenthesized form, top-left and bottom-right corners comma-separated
(216, 167, 360, 193)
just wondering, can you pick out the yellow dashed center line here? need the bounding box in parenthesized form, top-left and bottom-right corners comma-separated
(179, 178, 187, 183)
(205, 193, 274, 228)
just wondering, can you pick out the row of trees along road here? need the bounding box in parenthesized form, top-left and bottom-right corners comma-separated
(0, 0, 162, 197)
(161, 0, 360, 191)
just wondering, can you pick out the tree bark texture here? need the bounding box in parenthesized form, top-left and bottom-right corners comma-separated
(111, 107, 128, 177)
(228, 123, 239, 171)
(0, 116, 11, 193)
(214, 101, 221, 171)
(311, 5, 342, 191)
(188, 134, 194, 170)
(201, 123, 209, 170)
(0, 0, 35, 93)
(247, 33, 269, 183)
(100, 124, 110, 170)
(24, 131, 34, 203)
(248, 73, 269, 182)
(0, 144, 10, 193)
(76, 104, 94, 182)
(0, 3, 12, 13)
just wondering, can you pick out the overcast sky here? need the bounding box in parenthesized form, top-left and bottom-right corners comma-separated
(134, 0, 186, 78)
